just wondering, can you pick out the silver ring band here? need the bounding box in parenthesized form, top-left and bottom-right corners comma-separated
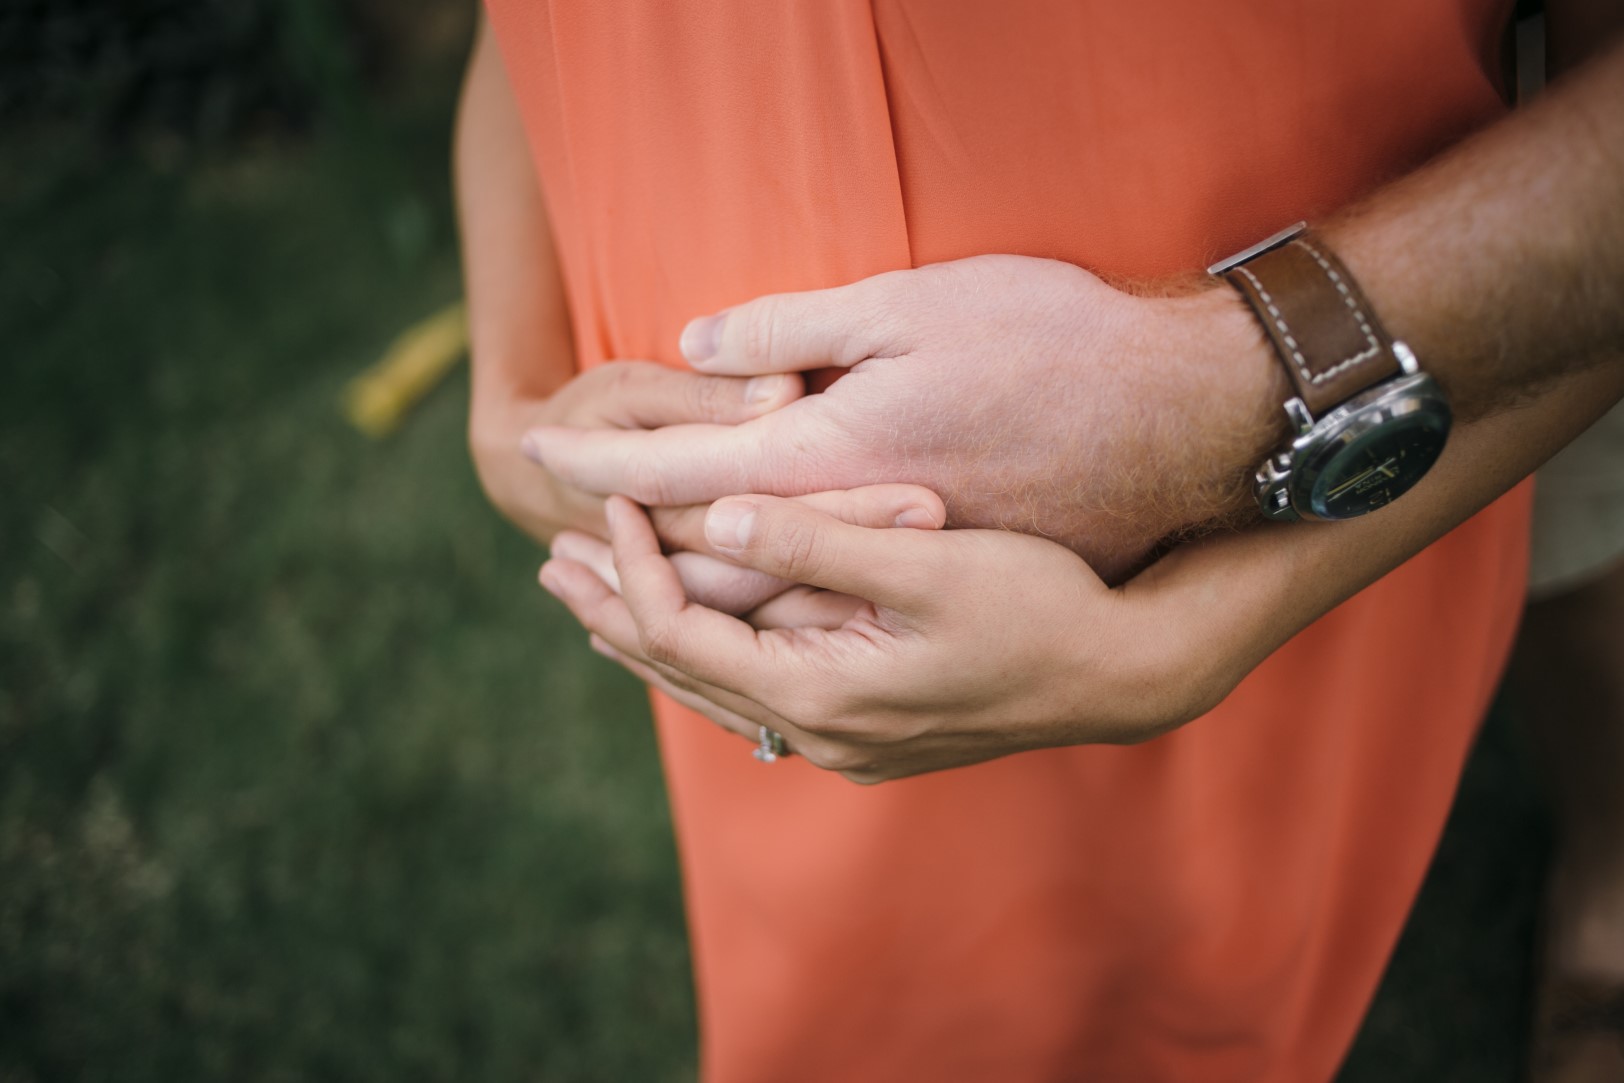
(754, 726, 788, 763)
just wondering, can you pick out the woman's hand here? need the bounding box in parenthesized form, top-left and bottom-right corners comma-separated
(539, 494, 1226, 783)
(547, 484, 947, 622)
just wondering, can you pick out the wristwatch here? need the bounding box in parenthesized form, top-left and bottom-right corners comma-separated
(1209, 222, 1452, 522)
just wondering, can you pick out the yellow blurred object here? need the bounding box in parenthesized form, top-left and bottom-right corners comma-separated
(343, 301, 469, 437)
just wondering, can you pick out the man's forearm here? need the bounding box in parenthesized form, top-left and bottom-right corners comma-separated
(1324, 34, 1624, 421)
(454, 15, 575, 408)
(1140, 360, 1624, 711)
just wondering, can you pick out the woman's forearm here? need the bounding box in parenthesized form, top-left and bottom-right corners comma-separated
(454, 15, 575, 410)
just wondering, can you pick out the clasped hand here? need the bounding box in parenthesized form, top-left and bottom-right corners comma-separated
(542, 493, 1241, 783)
(528, 255, 1281, 779)
(524, 254, 1281, 583)
(471, 358, 841, 614)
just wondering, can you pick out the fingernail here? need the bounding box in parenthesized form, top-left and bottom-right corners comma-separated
(745, 374, 787, 404)
(705, 500, 757, 550)
(520, 432, 544, 464)
(680, 313, 725, 365)
(894, 505, 938, 529)
(538, 563, 563, 595)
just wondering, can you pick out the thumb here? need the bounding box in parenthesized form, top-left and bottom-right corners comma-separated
(702, 494, 944, 611)
(679, 270, 912, 376)
(652, 483, 946, 556)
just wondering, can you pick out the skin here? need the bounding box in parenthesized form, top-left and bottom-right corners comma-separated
(540, 362, 1624, 783)
(457, 15, 853, 612)
(530, 33, 1624, 781)
(461, 3, 1624, 1071)
(526, 258, 1281, 585)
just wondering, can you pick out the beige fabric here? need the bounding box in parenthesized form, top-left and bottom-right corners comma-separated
(1528, 402, 1624, 601)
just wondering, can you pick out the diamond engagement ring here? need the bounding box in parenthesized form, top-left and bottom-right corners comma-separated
(754, 726, 789, 763)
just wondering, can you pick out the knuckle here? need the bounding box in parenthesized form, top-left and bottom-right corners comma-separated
(797, 743, 837, 771)
(814, 743, 869, 774)
(607, 360, 663, 407)
(602, 362, 637, 395)
(639, 619, 682, 667)
(796, 738, 858, 773)
(766, 513, 827, 580)
(740, 298, 780, 364)
(840, 769, 886, 787)
(681, 373, 719, 419)
(626, 455, 674, 505)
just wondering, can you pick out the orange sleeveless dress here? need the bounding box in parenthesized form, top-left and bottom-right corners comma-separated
(484, 2, 1528, 1079)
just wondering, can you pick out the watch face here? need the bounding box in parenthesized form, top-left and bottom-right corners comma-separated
(1292, 382, 1452, 521)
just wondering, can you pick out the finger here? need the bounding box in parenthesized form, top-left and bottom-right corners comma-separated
(651, 484, 946, 556)
(588, 634, 774, 745)
(745, 586, 869, 631)
(701, 494, 945, 611)
(590, 636, 838, 771)
(547, 557, 796, 739)
(606, 622, 876, 777)
(522, 407, 816, 505)
(539, 556, 643, 648)
(668, 551, 791, 615)
(603, 496, 791, 697)
(604, 500, 904, 776)
(647, 504, 713, 553)
(584, 361, 803, 429)
(542, 555, 769, 714)
(678, 272, 912, 375)
(549, 530, 620, 593)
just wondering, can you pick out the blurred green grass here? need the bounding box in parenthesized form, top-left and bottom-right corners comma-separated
(0, 67, 1553, 1083)
(0, 97, 694, 1081)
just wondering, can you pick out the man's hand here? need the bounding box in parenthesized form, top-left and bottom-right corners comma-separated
(540, 358, 1624, 785)
(522, 256, 1285, 583)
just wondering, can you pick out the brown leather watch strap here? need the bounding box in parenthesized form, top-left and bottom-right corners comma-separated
(1221, 233, 1400, 419)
